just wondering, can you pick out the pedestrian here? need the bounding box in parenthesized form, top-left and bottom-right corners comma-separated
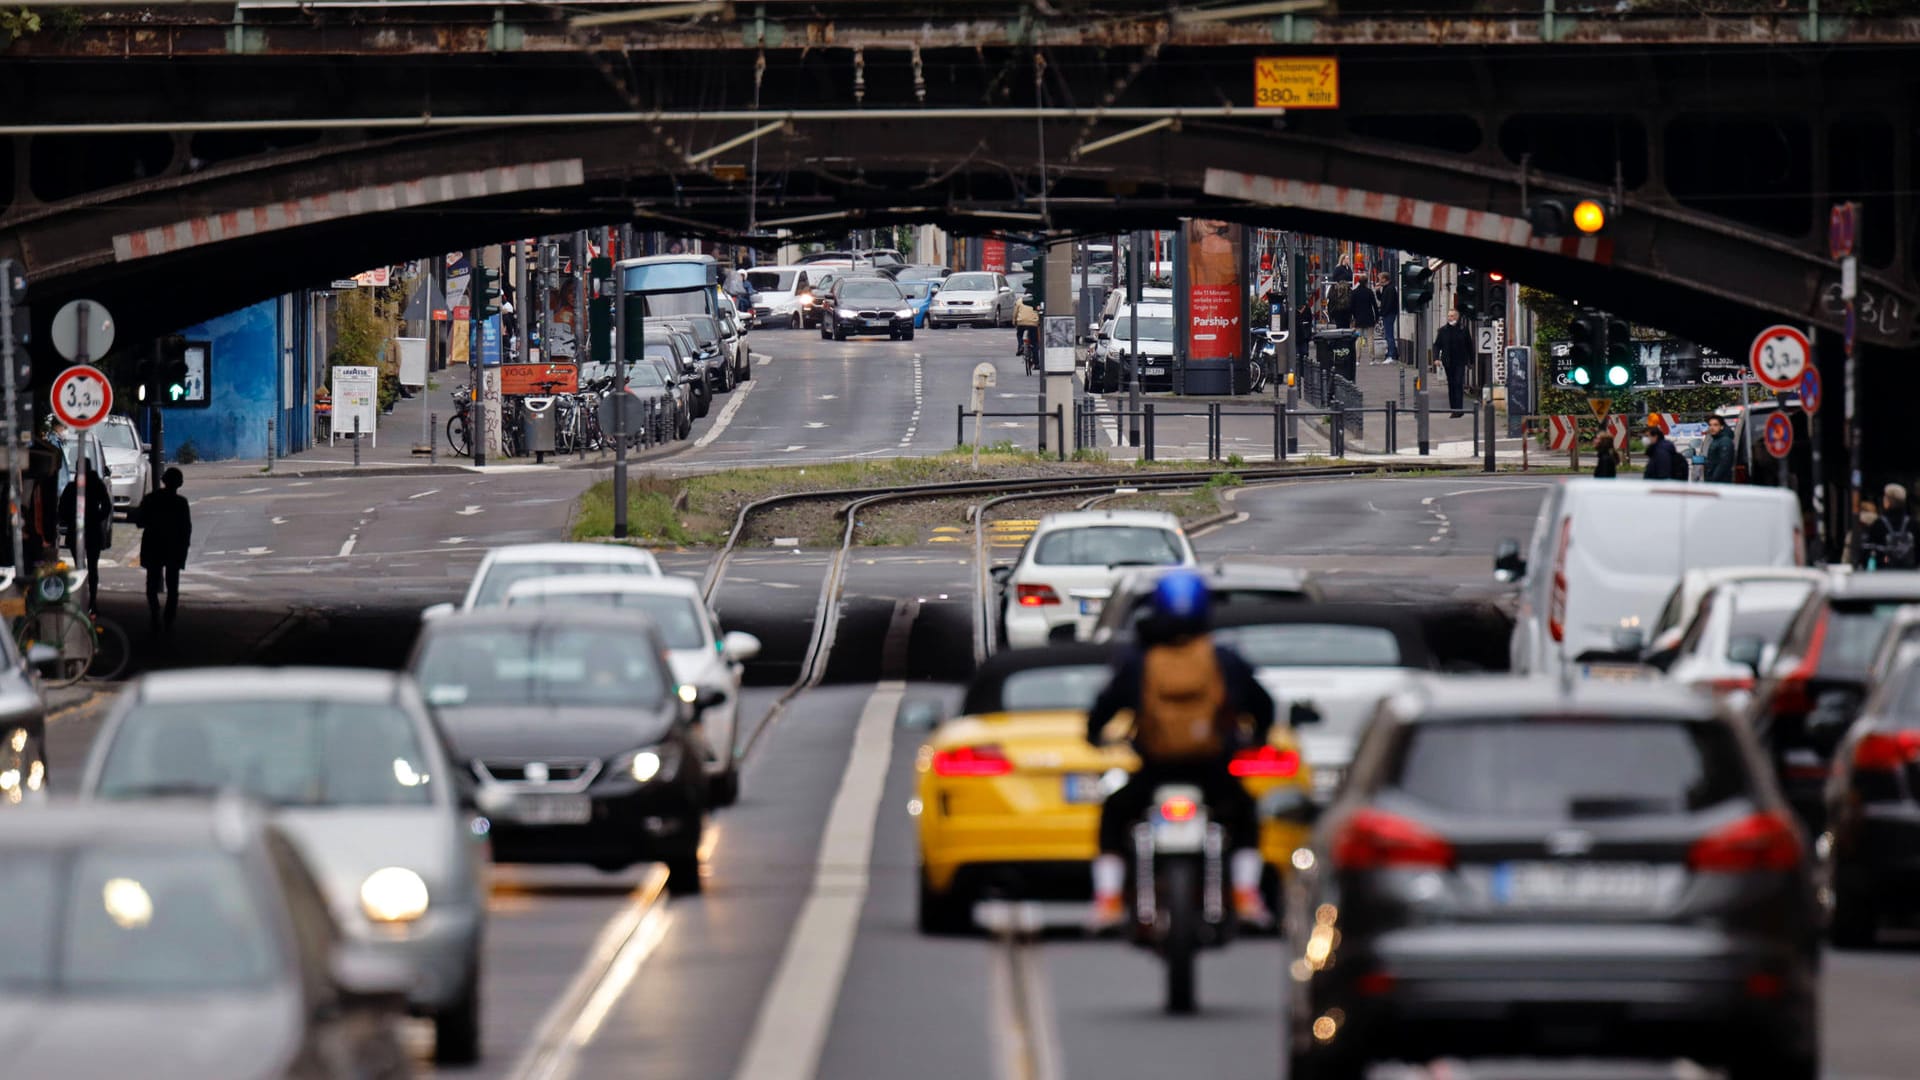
(1327, 266, 1354, 330)
(1431, 309, 1473, 417)
(1293, 299, 1313, 367)
(1593, 434, 1619, 479)
(58, 457, 110, 611)
(1702, 416, 1736, 483)
(1350, 275, 1380, 360)
(1378, 272, 1401, 364)
(1642, 423, 1683, 481)
(135, 467, 192, 633)
(1850, 504, 1882, 569)
(1864, 482, 1918, 570)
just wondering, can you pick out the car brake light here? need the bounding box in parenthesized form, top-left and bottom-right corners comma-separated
(1547, 519, 1572, 644)
(1705, 675, 1755, 695)
(1689, 811, 1801, 873)
(1229, 745, 1302, 778)
(1158, 796, 1199, 821)
(1332, 809, 1454, 870)
(1016, 583, 1060, 607)
(931, 745, 1014, 777)
(1769, 611, 1828, 716)
(1854, 730, 1920, 772)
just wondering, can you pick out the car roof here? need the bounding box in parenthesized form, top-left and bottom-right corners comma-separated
(483, 543, 660, 567)
(1109, 562, 1314, 599)
(504, 574, 700, 599)
(133, 666, 405, 704)
(1126, 303, 1175, 316)
(835, 276, 899, 287)
(1209, 602, 1434, 666)
(0, 800, 268, 850)
(423, 606, 668, 633)
(1036, 509, 1184, 531)
(1394, 675, 1725, 723)
(963, 642, 1117, 715)
(1826, 570, 1920, 602)
(1556, 476, 1797, 504)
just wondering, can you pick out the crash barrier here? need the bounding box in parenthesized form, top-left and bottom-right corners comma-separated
(954, 404, 1070, 462)
(1518, 411, 1725, 473)
(1060, 399, 1422, 462)
(1298, 353, 1366, 437)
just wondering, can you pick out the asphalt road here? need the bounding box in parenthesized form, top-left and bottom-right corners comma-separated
(30, 334, 1920, 1080)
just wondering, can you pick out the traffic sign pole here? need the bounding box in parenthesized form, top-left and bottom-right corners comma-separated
(0, 260, 23, 586)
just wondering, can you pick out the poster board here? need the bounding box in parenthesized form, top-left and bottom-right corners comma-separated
(331, 365, 378, 446)
(1043, 315, 1077, 375)
(396, 337, 427, 388)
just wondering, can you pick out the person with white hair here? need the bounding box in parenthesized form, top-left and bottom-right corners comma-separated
(1864, 482, 1918, 570)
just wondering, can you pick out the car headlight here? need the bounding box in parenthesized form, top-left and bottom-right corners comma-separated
(615, 743, 682, 784)
(360, 867, 430, 923)
(896, 308, 913, 319)
(631, 751, 662, 782)
(839, 308, 860, 318)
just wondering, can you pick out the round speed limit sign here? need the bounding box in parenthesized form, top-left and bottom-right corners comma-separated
(1749, 324, 1811, 392)
(50, 364, 113, 429)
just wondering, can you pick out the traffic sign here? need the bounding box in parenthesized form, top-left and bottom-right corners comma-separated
(50, 364, 112, 429)
(1764, 412, 1794, 459)
(49, 299, 114, 363)
(1253, 56, 1339, 110)
(1749, 324, 1811, 392)
(1605, 415, 1629, 448)
(1799, 368, 1822, 416)
(1830, 202, 1859, 260)
(1587, 398, 1611, 418)
(1546, 415, 1578, 451)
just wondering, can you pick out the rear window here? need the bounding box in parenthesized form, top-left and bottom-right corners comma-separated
(746, 270, 795, 291)
(1390, 719, 1748, 820)
(997, 665, 1111, 713)
(1034, 526, 1184, 568)
(1821, 602, 1907, 680)
(1213, 624, 1403, 668)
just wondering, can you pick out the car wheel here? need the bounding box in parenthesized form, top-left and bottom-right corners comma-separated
(820, 321, 830, 340)
(918, 866, 972, 935)
(1726, 1047, 1816, 1080)
(432, 968, 482, 1066)
(1287, 1046, 1364, 1080)
(902, 328, 915, 341)
(665, 850, 703, 895)
(718, 363, 734, 393)
(1830, 882, 1879, 948)
(709, 769, 740, 807)
(834, 327, 847, 342)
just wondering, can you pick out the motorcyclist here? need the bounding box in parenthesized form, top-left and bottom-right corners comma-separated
(1085, 570, 1275, 929)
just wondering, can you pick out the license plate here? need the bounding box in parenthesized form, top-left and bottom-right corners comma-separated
(866, 320, 890, 328)
(1063, 774, 1107, 804)
(1311, 766, 1344, 798)
(1492, 861, 1661, 909)
(511, 794, 592, 825)
(1079, 597, 1103, 615)
(1581, 662, 1652, 682)
(1143, 366, 1167, 375)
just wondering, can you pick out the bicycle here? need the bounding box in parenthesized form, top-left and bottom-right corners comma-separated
(447, 387, 473, 456)
(9, 564, 126, 685)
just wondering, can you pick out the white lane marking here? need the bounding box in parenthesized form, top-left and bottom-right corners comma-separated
(692, 375, 759, 449)
(409, 488, 440, 499)
(337, 535, 358, 558)
(729, 681, 907, 1080)
(271, 516, 288, 525)
(806, 422, 828, 429)
(456, 505, 484, 516)
(1186, 512, 1249, 540)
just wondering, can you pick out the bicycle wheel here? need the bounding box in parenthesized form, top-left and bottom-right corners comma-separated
(447, 414, 471, 456)
(87, 615, 130, 681)
(18, 608, 94, 688)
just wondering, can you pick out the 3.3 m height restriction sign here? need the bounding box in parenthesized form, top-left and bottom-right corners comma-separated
(1749, 324, 1811, 392)
(51, 364, 112, 429)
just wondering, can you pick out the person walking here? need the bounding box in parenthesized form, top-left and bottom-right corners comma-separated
(135, 467, 192, 633)
(1702, 416, 1736, 483)
(1327, 265, 1354, 330)
(1293, 298, 1313, 368)
(1431, 309, 1473, 417)
(1378, 272, 1401, 364)
(1350, 275, 1381, 362)
(58, 457, 110, 611)
(1864, 482, 1919, 570)
(1642, 423, 1683, 481)
(1593, 434, 1619, 478)
(1850, 504, 1883, 569)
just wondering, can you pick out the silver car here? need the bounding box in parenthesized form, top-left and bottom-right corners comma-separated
(927, 271, 1016, 328)
(79, 668, 487, 1066)
(95, 414, 152, 517)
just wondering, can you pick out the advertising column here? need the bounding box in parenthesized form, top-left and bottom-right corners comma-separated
(1183, 219, 1244, 396)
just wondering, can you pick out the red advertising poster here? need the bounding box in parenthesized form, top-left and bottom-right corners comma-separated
(1185, 219, 1242, 360)
(982, 239, 1008, 273)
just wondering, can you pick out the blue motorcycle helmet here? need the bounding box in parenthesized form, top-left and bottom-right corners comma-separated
(1141, 568, 1211, 643)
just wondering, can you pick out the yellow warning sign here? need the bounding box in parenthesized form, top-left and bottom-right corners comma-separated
(1588, 398, 1611, 418)
(1254, 57, 1339, 110)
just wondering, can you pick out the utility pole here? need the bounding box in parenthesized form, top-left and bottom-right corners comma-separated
(1128, 229, 1144, 447)
(513, 238, 530, 364)
(610, 228, 629, 539)
(469, 249, 485, 468)
(0, 260, 23, 584)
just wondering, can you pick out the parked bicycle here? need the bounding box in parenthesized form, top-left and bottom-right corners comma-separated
(447, 387, 473, 456)
(9, 564, 128, 686)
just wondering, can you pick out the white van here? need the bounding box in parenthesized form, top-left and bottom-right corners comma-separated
(1498, 479, 1804, 676)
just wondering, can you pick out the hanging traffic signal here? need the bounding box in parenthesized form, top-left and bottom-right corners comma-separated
(1400, 262, 1434, 312)
(1456, 267, 1483, 319)
(1530, 197, 1613, 238)
(1567, 312, 1602, 387)
(474, 266, 503, 320)
(1604, 316, 1635, 388)
(159, 335, 191, 402)
(1486, 271, 1508, 314)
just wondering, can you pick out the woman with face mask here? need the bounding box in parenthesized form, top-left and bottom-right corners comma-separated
(1431, 308, 1474, 417)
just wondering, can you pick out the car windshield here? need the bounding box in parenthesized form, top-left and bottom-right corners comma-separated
(506, 591, 707, 649)
(0, 847, 279, 994)
(838, 281, 904, 303)
(473, 559, 653, 607)
(627, 363, 668, 388)
(898, 282, 932, 299)
(676, 319, 718, 346)
(94, 701, 435, 807)
(1034, 526, 1184, 568)
(747, 270, 796, 292)
(95, 422, 140, 451)
(1113, 315, 1175, 341)
(946, 274, 996, 291)
(996, 665, 1112, 713)
(1212, 624, 1403, 668)
(1390, 718, 1747, 820)
(1823, 601, 1909, 680)
(415, 626, 670, 708)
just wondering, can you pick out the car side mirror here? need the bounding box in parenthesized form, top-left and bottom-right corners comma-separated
(1289, 701, 1323, 727)
(1262, 789, 1323, 827)
(1493, 539, 1527, 583)
(330, 945, 414, 1011)
(421, 602, 456, 622)
(1727, 635, 1766, 674)
(896, 699, 947, 730)
(720, 630, 761, 663)
(990, 565, 1014, 585)
(689, 687, 727, 713)
(141, 442, 151, 453)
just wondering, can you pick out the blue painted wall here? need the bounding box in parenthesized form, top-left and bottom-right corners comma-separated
(164, 300, 281, 461)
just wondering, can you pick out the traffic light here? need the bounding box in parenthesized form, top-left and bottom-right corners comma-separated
(1486, 271, 1508, 314)
(1603, 316, 1635, 388)
(1400, 261, 1434, 312)
(1456, 267, 1483, 319)
(158, 335, 191, 402)
(1567, 312, 1603, 387)
(474, 265, 503, 320)
(1529, 197, 1612, 238)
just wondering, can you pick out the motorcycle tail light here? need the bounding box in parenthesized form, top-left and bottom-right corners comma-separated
(1158, 796, 1199, 822)
(1229, 745, 1302, 778)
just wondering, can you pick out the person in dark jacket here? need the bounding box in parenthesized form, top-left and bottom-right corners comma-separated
(1594, 434, 1619, 478)
(1350, 276, 1379, 359)
(1328, 265, 1354, 329)
(1431, 309, 1474, 417)
(1642, 424, 1683, 481)
(1378, 272, 1401, 363)
(1702, 416, 1736, 483)
(1293, 300, 1313, 366)
(135, 467, 192, 633)
(58, 459, 111, 611)
(1864, 482, 1919, 570)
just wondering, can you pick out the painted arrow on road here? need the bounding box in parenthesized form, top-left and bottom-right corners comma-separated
(456, 506, 484, 516)
(441, 537, 469, 545)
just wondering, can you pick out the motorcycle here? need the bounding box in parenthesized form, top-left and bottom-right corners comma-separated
(1128, 784, 1235, 1014)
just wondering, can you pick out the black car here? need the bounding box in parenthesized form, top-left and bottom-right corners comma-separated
(654, 319, 717, 417)
(1281, 677, 1819, 1080)
(821, 277, 916, 341)
(409, 608, 716, 893)
(1748, 570, 1920, 833)
(1822, 652, 1920, 947)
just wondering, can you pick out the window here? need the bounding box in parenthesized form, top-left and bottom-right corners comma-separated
(746, 270, 797, 292)
(506, 591, 708, 650)
(1391, 719, 1747, 820)
(1033, 526, 1184, 567)
(945, 273, 996, 291)
(1821, 601, 1908, 680)
(622, 261, 714, 293)
(1212, 624, 1403, 668)
(838, 281, 905, 303)
(95, 701, 436, 808)
(1112, 315, 1175, 342)
(416, 626, 671, 708)
(998, 665, 1112, 713)
(473, 559, 654, 607)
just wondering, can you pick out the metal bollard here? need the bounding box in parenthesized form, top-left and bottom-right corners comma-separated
(353, 415, 362, 466)
(266, 418, 275, 473)
(1285, 380, 1300, 455)
(957, 404, 965, 447)
(1398, 363, 1408, 409)
(1055, 405, 1066, 462)
(1144, 402, 1156, 462)
(1385, 400, 1398, 455)
(430, 412, 438, 465)
(1416, 385, 1431, 456)
(1472, 404, 1481, 456)
(1332, 400, 1346, 458)
(1272, 402, 1283, 462)
(1209, 402, 1222, 461)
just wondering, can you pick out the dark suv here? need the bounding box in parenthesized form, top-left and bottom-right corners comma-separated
(820, 277, 915, 341)
(1822, 651, 1920, 947)
(1281, 677, 1819, 1080)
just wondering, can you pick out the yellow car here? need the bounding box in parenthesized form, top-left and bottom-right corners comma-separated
(914, 642, 1315, 934)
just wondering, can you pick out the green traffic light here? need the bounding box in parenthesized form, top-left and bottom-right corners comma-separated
(1572, 367, 1591, 386)
(169, 383, 185, 401)
(1606, 364, 1630, 387)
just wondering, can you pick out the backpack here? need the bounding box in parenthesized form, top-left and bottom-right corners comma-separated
(1134, 637, 1228, 761)
(1886, 514, 1918, 569)
(1328, 281, 1352, 315)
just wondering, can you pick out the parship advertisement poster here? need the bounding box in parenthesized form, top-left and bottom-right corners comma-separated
(1186, 219, 1242, 360)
